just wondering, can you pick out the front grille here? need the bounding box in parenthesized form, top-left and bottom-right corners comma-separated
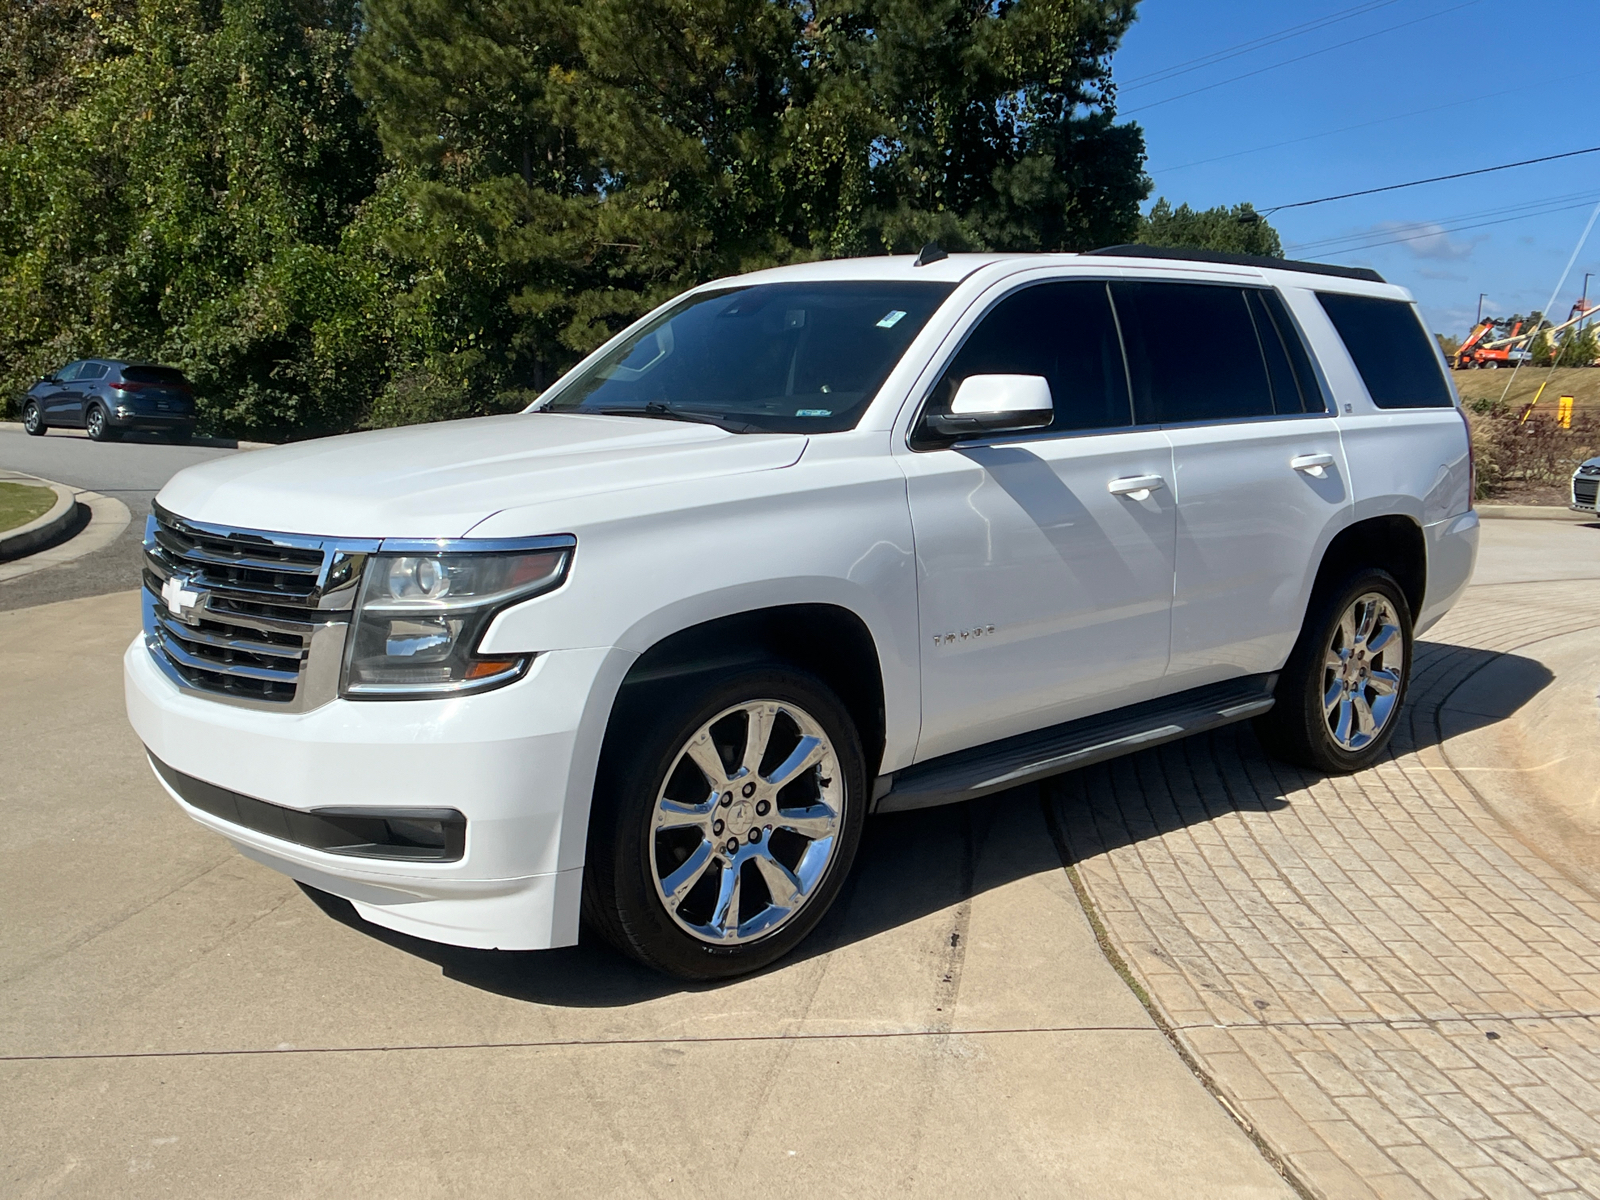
(1576, 478, 1599, 510)
(143, 507, 332, 705)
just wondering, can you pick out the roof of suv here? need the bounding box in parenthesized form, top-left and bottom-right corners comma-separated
(1083, 244, 1385, 284)
(717, 248, 1390, 291)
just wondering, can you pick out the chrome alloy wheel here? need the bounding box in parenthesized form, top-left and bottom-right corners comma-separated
(650, 699, 843, 945)
(86, 407, 105, 439)
(1322, 592, 1405, 751)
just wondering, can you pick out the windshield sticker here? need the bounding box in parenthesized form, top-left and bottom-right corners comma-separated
(795, 409, 832, 417)
(876, 310, 907, 328)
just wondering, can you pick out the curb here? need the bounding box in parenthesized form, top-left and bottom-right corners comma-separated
(0, 421, 274, 450)
(0, 476, 79, 559)
(1476, 504, 1592, 521)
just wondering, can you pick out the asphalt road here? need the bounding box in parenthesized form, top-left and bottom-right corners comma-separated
(0, 425, 235, 611)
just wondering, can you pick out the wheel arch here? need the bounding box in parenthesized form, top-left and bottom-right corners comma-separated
(611, 603, 889, 781)
(1309, 513, 1426, 621)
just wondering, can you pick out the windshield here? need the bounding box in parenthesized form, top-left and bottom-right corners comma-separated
(538, 281, 954, 433)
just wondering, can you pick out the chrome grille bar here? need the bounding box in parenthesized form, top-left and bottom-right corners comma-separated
(141, 505, 373, 709)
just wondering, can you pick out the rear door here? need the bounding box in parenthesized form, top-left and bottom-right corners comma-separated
(900, 279, 1177, 760)
(1111, 280, 1351, 689)
(72, 361, 109, 423)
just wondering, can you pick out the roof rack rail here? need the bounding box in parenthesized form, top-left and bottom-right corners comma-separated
(1085, 244, 1386, 285)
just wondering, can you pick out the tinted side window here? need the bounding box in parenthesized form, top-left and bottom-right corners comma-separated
(124, 365, 189, 386)
(1111, 282, 1274, 424)
(925, 281, 1131, 438)
(54, 362, 85, 382)
(77, 362, 109, 380)
(1316, 292, 1452, 409)
(1256, 289, 1329, 413)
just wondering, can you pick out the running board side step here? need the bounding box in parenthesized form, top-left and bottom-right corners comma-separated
(874, 675, 1277, 814)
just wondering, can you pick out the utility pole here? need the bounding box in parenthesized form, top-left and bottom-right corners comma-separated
(1476, 293, 1487, 324)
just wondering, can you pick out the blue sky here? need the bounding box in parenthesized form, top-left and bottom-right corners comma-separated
(1112, 0, 1600, 338)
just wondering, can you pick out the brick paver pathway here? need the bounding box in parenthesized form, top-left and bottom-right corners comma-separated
(1056, 581, 1600, 1199)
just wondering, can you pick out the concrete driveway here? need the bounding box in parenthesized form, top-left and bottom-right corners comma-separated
(2, 600, 1287, 1196)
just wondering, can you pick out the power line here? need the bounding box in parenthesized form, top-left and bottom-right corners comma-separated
(1122, 0, 1485, 117)
(1297, 197, 1600, 260)
(1285, 189, 1600, 254)
(1264, 145, 1600, 213)
(1147, 72, 1593, 174)
(1119, 0, 1406, 92)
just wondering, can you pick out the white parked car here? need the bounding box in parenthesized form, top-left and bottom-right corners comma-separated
(125, 246, 1479, 978)
(1573, 456, 1599, 514)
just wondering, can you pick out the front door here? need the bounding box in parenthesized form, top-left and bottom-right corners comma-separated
(1111, 281, 1351, 687)
(41, 361, 84, 422)
(900, 280, 1178, 762)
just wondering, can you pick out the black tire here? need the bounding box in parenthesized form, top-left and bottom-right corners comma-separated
(583, 666, 867, 980)
(85, 404, 121, 442)
(1254, 568, 1413, 774)
(21, 400, 47, 436)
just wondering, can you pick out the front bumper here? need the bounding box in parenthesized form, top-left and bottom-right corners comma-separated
(125, 633, 632, 950)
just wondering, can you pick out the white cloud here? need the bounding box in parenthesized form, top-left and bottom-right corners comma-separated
(1377, 220, 1481, 261)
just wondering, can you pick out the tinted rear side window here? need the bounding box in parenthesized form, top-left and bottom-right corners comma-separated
(1315, 293, 1452, 409)
(1111, 282, 1274, 424)
(77, 362, 109, 380)
(926, 280, 1132, 435)
(123, 365, 190, 386)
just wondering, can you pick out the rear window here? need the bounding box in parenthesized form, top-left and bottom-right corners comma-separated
(1315, 293, 1452, 409)
(123, 365, 190, 387)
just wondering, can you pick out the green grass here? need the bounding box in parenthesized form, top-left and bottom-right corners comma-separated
(1454, 366, 1600, 414)
(0, 481, 57, 534)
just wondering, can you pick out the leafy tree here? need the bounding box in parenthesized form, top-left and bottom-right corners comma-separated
(351, 0, 1152, 425)
(5, 0, 1153, 435)
(1556, 325, 1598, 367)
(1135, 198, 1282, 257)
(0, 0, 385, 437)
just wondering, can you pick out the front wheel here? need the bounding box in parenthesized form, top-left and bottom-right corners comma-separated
(22, 400, 47, 436)
(584, 667, 867, 979)
(1255, 569, 1412, 773)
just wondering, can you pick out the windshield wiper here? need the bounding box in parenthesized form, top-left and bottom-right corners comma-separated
(597, 403, 758, 433)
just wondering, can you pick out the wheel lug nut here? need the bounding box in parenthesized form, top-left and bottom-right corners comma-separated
(755, 800, 770, 816)
(713, 819, 724, 835)
(742, 781, 757, 798)
(748, 828, 762, 844)
(720, 792, 733, 808)
(726, 838, 739, 854)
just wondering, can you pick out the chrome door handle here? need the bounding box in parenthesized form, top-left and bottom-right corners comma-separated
(1290, 453, 1335, 477)
(1107, 474, 1166, 500)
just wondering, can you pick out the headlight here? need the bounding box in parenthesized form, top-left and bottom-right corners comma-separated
(341, 538, 573, 698)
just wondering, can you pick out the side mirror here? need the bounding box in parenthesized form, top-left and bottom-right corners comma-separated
(922, 374, 1054, 439)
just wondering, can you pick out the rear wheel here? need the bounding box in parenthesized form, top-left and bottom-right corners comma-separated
(22, 400, 46, 436)
(85, 405, 120, 441)
(584, 667, 866, 979)
(1255, 569, 1412, 773)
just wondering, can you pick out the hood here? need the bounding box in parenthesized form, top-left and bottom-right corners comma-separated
(157, 413, 809, 538)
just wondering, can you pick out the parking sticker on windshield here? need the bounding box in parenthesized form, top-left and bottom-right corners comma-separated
(795, 409, 832, 417)
(876, 310, 907, 328)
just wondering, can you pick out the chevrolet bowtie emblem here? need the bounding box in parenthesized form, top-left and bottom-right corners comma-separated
(160, 575, 205, 625)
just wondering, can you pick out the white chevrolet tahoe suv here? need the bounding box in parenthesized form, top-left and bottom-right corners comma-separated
(125, 246, 1479, 979)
